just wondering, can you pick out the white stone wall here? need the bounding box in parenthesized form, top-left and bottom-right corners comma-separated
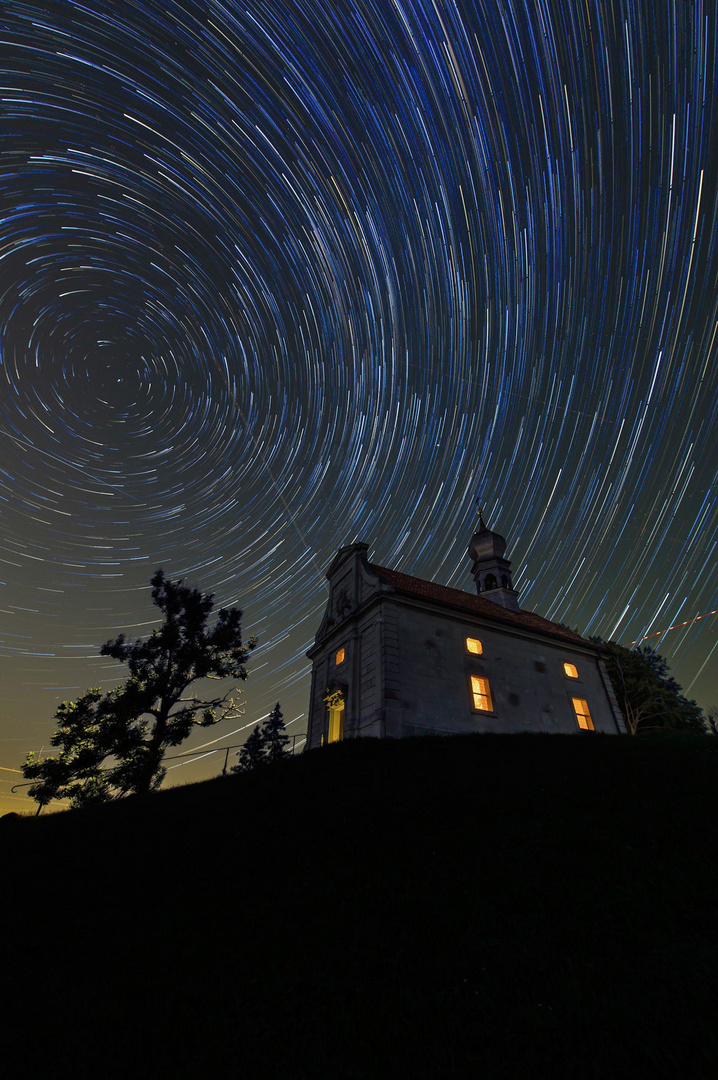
(306, 547, 624, 746)
(391, 602, 621, 735)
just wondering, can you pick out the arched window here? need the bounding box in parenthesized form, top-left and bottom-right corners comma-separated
(484, 573, 497, 591)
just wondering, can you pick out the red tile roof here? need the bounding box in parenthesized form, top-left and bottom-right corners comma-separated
(368, 563, 590, 646)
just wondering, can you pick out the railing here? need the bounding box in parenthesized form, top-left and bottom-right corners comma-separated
(165, 733, 306, 774)
(10, 733, 307, 804)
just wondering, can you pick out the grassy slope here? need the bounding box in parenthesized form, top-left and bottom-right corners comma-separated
(2, 732, 717, 1079)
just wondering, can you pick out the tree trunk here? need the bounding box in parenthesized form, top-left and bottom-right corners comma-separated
(136, 712, 167, 794)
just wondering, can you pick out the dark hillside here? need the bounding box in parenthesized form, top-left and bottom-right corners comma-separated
(2, 733, 717, 1078)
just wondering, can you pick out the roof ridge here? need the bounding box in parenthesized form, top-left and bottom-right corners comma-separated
(368, 562, 588, 645)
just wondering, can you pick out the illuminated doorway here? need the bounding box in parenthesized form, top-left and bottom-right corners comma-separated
(325, 689, 345, 743)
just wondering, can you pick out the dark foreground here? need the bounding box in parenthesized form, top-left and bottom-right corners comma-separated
(2, 732, 717, 1078)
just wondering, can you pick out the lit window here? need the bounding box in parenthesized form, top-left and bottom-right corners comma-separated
(466, 637, 483, 655)
(572, 697, 594, 731)
(335, 647, 345, 665)
(325, 690, 345, 743)
(471, 675, 493, 712)
(564, 662, 578, 678)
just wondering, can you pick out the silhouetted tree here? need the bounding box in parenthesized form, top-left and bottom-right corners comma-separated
(702, 705, 718, 736)
(233, 702, 291, 773)
(23, 570, 255, 809)
(234, 723, 267, 773)
(262, 702, 291, 764)
(591, 637, 704, 735)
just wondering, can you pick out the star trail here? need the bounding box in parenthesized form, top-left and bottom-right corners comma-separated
(1, 0, 717, 807)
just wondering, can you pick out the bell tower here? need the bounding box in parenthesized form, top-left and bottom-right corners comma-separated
(467, 512, 521, 611)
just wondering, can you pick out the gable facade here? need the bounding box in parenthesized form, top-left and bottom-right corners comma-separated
(306, 537, 625, 748)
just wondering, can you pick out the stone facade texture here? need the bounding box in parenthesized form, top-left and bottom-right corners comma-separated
(306, 542, 625, 749)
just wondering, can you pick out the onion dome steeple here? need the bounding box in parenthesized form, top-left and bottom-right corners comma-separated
(467, 510, 521, 611)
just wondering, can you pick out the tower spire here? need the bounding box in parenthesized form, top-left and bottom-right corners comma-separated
(467, 511, 521, 611)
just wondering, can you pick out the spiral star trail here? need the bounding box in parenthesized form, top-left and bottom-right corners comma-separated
(1, 0, 717, 808)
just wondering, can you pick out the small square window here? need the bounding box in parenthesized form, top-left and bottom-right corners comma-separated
(471, 675, 493, 712)
(572, 697, 594, 731)
(564, 662, 578, 678)
(335, 647, 345, 665)
(466, 637, 483, 655)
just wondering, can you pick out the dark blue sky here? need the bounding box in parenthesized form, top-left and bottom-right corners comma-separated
(2, 0, 717, 810)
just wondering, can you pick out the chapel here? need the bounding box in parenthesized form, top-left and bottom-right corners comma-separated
(305, 516, 625, 746)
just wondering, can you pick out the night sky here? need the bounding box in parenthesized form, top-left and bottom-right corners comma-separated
(2, 0, 717, 811)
